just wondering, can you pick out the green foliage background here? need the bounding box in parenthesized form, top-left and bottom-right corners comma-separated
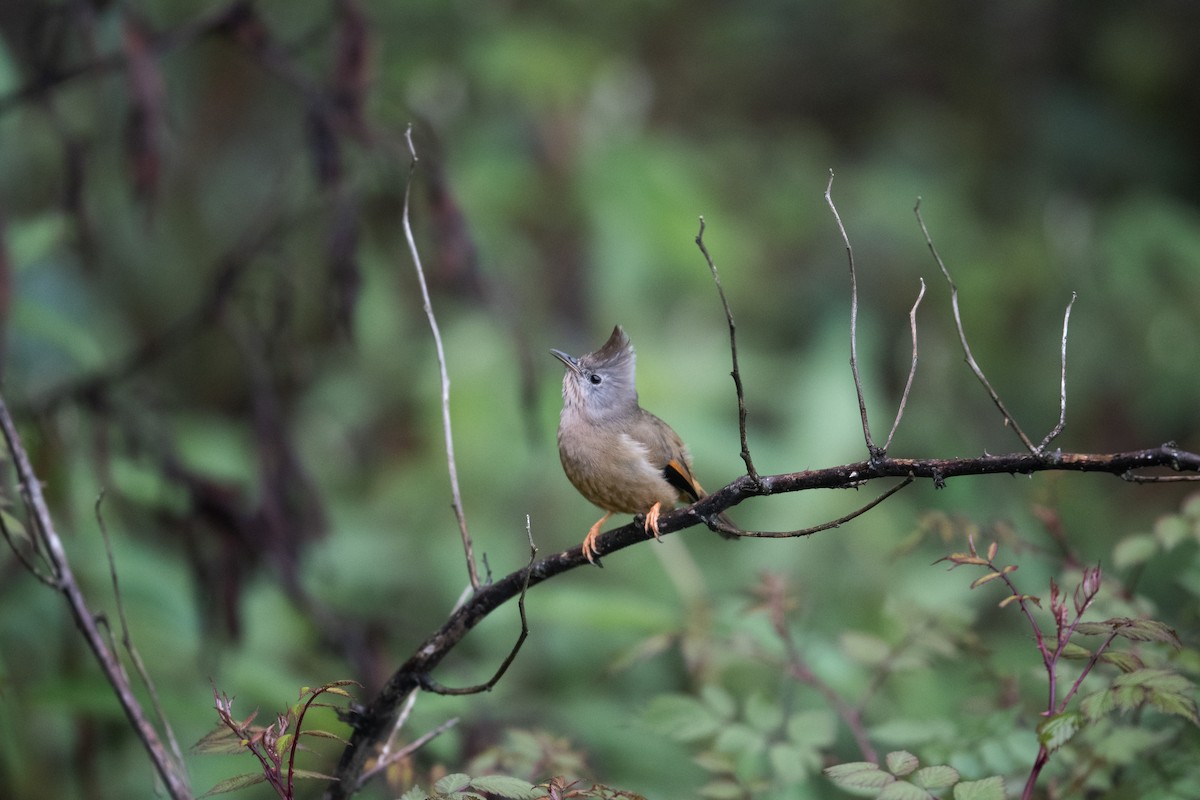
(1, 1, 1199, 798)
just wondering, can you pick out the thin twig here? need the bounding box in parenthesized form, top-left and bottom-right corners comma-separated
(359, 717, 460, 790)
(826, 172, 879, 457)
(883, 278, 926, 452)
(1037, 292, 1077, 452)
(419, 516, 537, 696)
(695, 217, 758, 481)
(402, 125, 479, 591)
(96, 492, 186, 767)
(913, 198, 1039, 453)
(728, 477, 913, 539)
(0, 396, 192, 799)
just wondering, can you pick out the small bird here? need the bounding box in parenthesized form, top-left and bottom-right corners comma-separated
(552, 325, 738, 564)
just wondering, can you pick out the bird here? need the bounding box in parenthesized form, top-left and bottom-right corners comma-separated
(551, 325, 738, 565)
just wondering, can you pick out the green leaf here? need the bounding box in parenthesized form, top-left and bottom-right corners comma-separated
(1112, 533, 1158, 568)
(878, 781, 935, 800)
(912, 765, 959, 789)
(434, 773, 472, 794)
(1060, 642, 1092, 660)
(1099, 650, 1144, 673)
(698, 779, 745, 799)
(841, 631, 892, 667)
(468, 775, 538, 799)
(745, 692, 783, 733)
(191, 726, 248, 755)
(693, 749, 735, 774)
(1113, 620, 1182, 648)
(645, 694, 721, 742)
(199, 773, 267, 797)
(769, 742, 818, 783)
(787, 710, 838, 748)
(953, 776, 1007, 800)
(1037, 712, 1083, 752)
(826, 761, 895, 791)
(701, 684, 737, 721)
(886, 751, 920, 777)
(0, 508, 28, 544)
(290, 769, 337, 781)
(398, 787, 427, 800)
(713, 723, 764, 759)
(868, 718, 956, 746)
(1154, 514, 1190, 548)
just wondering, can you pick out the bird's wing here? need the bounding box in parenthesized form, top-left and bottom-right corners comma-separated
(631, 409, 705, 502)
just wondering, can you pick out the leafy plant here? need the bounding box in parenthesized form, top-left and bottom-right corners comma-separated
(195, 681, 357, 798)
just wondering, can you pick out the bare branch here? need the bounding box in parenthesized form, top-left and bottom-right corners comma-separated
(913, 198, 1039, 453)
(826, 172, 879, 457)
(1037, 292, 1077, 452)
(401, 125, 480, 591)
(0, 396, 192, 800)
(882, 278, 927, 452)
(696, 217, 759, 481)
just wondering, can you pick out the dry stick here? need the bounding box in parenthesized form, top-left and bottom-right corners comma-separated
(695, 217, 758, 481)
(913, 199, 1040, 453)
(882, 278, 926, 452)
(825, 171, 879, 457)
(95, 493, 186, 768)
(0, 396, 193, 800)
(1038, 292, 1077, 452)
(401, 125, 479, 591)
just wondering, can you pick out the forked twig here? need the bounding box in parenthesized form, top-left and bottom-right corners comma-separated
(418, 516, 537, 696)
(402, 125, 480, 591)
(727, 476, 913, 539)
(695, 217, 758, 481)
(913, 198, 1039, 453)
(883, 279, 926, 452)
(825, 172, 879, 457)
(1037, 292, 1077, 452)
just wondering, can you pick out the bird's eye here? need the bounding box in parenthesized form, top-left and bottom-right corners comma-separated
(589, 373, 603, 385)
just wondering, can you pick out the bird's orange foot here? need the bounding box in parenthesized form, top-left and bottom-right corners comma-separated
(643, 502, 664, 543)
(581, 512, 611, 566)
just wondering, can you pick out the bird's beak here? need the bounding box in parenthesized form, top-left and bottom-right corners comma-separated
(550, 349, 581, 375)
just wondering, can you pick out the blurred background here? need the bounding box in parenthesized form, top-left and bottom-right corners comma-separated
(1, 1, 1199, 798)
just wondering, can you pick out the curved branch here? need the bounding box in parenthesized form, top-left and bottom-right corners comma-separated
(325, 443, 1200, 798)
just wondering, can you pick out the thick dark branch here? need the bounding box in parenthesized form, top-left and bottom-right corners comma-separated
(326, 443, 1200, 798)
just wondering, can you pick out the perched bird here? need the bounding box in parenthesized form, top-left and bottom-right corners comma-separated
(551, 325, 738, 564)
